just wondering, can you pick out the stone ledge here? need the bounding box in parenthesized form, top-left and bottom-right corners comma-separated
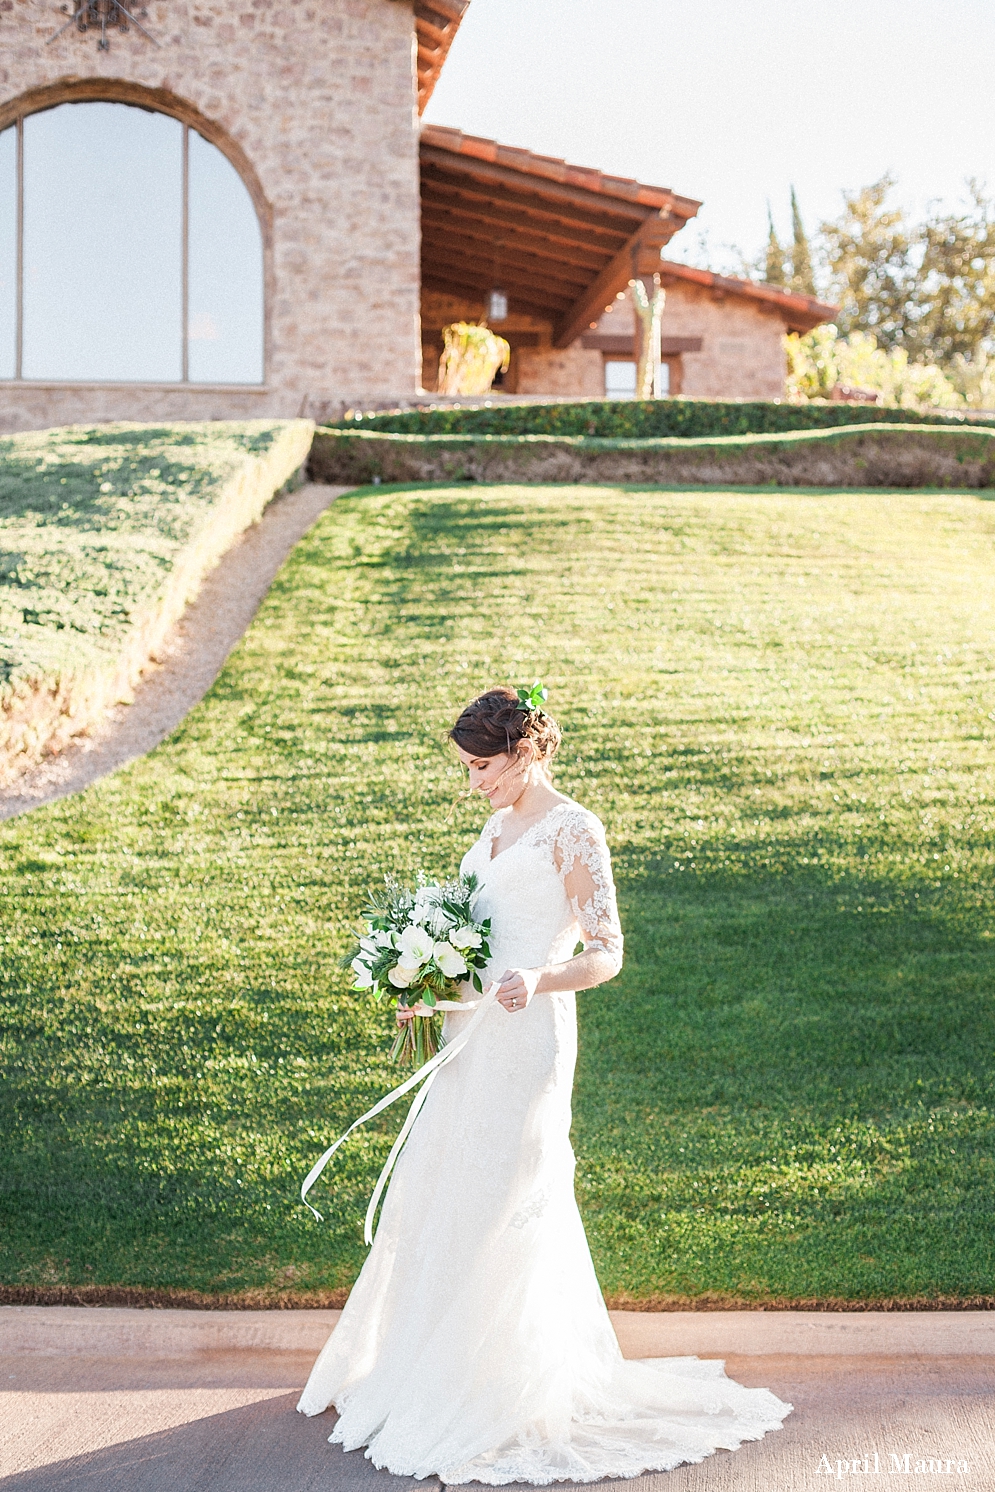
(3, 1306, 994, 1359)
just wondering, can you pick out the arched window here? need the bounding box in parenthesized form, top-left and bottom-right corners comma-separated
(0, 101, 264, 384)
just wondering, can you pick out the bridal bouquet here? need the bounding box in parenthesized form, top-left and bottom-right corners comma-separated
(346, 873, 491, 1064)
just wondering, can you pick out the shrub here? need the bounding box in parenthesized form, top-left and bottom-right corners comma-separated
(329, 398, 992, 439)
(785, 325, 963, 409)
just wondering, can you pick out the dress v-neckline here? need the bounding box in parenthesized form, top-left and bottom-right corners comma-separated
(487, 800, 570, 863)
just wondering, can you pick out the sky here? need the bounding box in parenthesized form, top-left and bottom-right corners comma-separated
(425, 0, 995, 280)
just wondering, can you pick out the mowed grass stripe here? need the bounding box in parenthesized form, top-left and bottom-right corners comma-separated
(1, 483, 993, 1302)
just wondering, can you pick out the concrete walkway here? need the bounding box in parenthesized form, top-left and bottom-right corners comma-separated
(2, 1308, 993, 1489)
(0, 483, 349, 822)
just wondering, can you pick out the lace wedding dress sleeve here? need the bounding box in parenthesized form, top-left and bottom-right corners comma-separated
(297, 797, 791, 1484)
(552, 808, 624, 974)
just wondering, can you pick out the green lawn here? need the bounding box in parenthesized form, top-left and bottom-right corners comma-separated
(2, 482, 994, 1305)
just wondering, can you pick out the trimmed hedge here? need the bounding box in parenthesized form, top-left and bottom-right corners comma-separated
(0, 419, 314, 785)
(330, 398, 995, 439)
(310, 422, 995, 491)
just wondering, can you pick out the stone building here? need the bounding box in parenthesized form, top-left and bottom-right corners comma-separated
(0, 0, 834, 432)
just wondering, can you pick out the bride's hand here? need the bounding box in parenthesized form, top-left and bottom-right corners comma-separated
(495, 967, 541, 1014)
(395, 1001, 433, 1026)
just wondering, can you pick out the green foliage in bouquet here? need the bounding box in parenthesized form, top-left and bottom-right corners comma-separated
(345, 873, 492, 1065)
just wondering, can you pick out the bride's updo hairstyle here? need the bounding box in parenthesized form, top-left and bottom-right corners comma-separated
(449, 686, 561, 766)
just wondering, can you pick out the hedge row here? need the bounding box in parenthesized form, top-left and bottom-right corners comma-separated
(0, 419, 314, 785)
(330, 398, 995, 440)
(310, 423, 995, 491)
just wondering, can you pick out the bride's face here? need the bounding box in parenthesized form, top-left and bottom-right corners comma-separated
(456, 743, 532, 809)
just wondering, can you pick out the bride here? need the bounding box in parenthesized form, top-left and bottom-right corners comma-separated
(298, 687, 791, 1483)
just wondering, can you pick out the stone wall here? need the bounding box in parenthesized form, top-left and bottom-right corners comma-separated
(580, 284, 787, 400)
(418, 282, 790, 403)
(0, 0, 421, 431)
(661, 282, 787, 400)
(515, 344, 604, 398)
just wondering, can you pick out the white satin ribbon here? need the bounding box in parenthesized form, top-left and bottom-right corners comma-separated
(301, 986, 496, 1243)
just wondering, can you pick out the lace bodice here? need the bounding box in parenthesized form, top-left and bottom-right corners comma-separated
(471, 800, 624, 974)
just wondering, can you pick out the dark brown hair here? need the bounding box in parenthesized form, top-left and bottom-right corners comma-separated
(449, 687, 561, 763)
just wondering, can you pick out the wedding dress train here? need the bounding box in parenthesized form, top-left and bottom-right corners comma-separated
(298, 801, 791, 1483)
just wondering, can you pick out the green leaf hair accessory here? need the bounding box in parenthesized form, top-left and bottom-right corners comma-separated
(516, 681, 548, 714)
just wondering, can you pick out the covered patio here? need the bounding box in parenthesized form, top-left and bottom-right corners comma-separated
(419, 126, 837, 399)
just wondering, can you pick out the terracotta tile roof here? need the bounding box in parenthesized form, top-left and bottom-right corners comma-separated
(415, 2, 471, 114)
(421, 124, 701, 218)
(658, 260, 838, 334)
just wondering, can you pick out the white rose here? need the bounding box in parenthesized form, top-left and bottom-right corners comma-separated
(433, 940, 468, 979)
(449, 925, 482, 951)
(387, 962, 417, 988)
(351, 957, 374, 988)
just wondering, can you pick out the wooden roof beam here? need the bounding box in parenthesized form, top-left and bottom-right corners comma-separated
(422, 253, 590, 302)
(416, 17, 454, 48)
(552, 214, 689, 349)
(421, 145, 651, 226)
(413, 0, 469, 112)
(420, 256, 577, 309)
(421, 165, 639, 238)
(415, 0, 468, 24)
(422, 126, 700, 215)
(421, 214, 621, 268)
(420, 212, 610, 274)
(420, 184, 630, 256)
(421, 250, 584, 306)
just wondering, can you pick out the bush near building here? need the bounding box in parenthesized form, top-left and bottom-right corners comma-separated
(332, 399, 992, 439)
(786, 326, 976, 410)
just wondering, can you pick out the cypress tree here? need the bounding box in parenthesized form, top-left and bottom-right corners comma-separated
(790, 186, 816, 295)
(764, 206, 786, 285)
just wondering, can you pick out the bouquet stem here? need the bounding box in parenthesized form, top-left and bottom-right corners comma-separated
(389, 1011, 444, 1065)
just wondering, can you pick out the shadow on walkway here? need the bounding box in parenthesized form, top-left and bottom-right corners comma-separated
(2, 1349, 993, 1491)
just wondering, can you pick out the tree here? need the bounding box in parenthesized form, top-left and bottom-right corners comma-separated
(820, 175, 915, 347)
(788, 187, 815, 295)
(630, 274, 666, 399)
(764, 206, 786, 286)
(915, 183, 995, 366)
(820, 176, 995, 375)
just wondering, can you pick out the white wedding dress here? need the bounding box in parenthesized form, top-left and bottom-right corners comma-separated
(298, 800, 791, 1483)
